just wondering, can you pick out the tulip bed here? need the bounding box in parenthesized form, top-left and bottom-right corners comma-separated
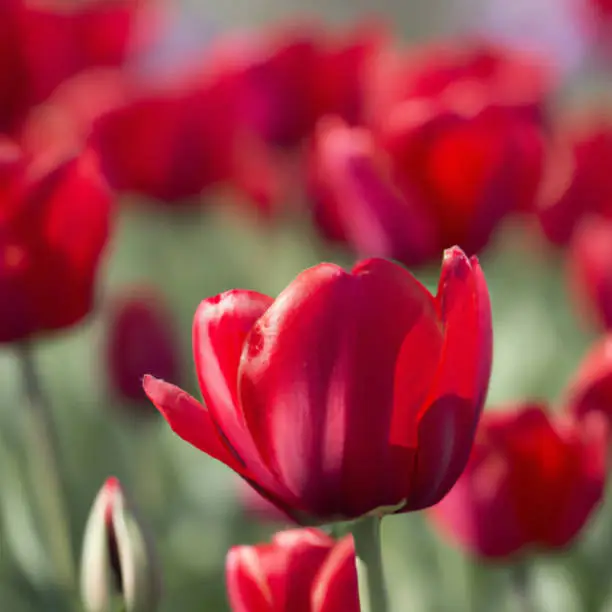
(2, 1, 612, 612)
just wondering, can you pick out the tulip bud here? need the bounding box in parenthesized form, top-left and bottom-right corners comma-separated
(80, 477, 160, 612)
(106, 288, 180, 414)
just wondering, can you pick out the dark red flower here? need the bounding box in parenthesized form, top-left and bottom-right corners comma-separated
(567, 215, 612, 330)
(0, 140, 112, 342)
(428, 403, 607, 559)
(89, 65, 282, 209)
(565, 335, 612, 422)
(310, 100, 543, 264)
(144, 247, 492, 523)
(366, 41, 553, 131)
(216, 20, 385, 148)
(226, 529, 358, 612)
(106, 288, 180, 407)
(537, 116, 612, 246)
(0, 0, 150, 134)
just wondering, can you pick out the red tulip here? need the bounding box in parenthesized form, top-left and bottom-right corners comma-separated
(565, 335, 612, 422)
(106, 288, 180, 408)
(144, 247, 492, 523)
(428, 403, 607, 559)
(226, 528, 358, 612)
(211, 20, 385, 148)
(567, 215, 612, 330)
(310, 99, 543, 264)
(89, 65, 281, 210)
(0, 0, 150, 134)
(0, 140, 112, 342)
(366, 41, 553, 132)
(537, 117, 612, 246)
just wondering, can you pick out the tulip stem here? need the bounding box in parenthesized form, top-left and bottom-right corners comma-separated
(17, 344, 77, 596)
(350, 516, 389, 612)
(511, 560, 536, 612)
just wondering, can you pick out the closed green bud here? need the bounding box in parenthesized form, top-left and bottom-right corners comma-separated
(80, 477, 160, 612)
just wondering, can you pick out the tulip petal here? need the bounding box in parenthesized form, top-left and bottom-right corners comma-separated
(311, 535, 359, 612)
(226, 546, 275, 612)
(408, 248, 493, 509)
(143, 376, 243, 472)
(239, 259, 442, 518)
(193, 290, 299, 508)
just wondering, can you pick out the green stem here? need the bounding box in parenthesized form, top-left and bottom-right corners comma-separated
(17, 344, 76, 595)
(350, 516, 389, 612)
(510, 561, 536, 612)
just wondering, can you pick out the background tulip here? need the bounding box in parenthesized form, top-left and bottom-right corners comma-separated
(144, 246, 492, 523)
(428, 403, 608, 558)
(226, 528, 358, 612)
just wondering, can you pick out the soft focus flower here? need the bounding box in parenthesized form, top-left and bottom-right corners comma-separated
(565, 335, 612, 422)
(366, 41, 554, 130)
(537, 116, 612, 246)
(89, 65, 281, 210)
(0, 140, 112, 343)
(428, 403, 607, 559)
(144, 247, 492, 523)
(208, 20, 385, 148)
(81, 477, 160, 612)
(0, 0, 151, 134)
(310, 100, 543, 264)
(226, 528, 358, 612)
(106, 288, 180, 409)
(567, 216, 612, 330)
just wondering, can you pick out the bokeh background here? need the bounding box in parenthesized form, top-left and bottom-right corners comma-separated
(1, 0, 612, 610)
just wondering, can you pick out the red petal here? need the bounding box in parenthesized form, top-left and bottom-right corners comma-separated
(408, 247, 493, 509)
(239, 259, 442, 518)
(193, 290, 297, 507)
(143, 376, 243, 472)
(226, 545, 275, 612)
(311, 535, 360, 612)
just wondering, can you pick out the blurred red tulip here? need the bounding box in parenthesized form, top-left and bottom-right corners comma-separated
(567, 216, 612, 330)
(88, 65, 282, 210)
(208, 20, 385, 148)
(537, 116, 612, 246)
(106, 289, 180, 409)
(226, 529, 358, 612)
(366, 41, 554, 131)
(428, 403, 607, 559)
(0, 0, 151, 134)
(565, 335, 612, 422)
(310, 100, 543, 264)
(144, 247, 492, 523)
(0, 140, 112, 343)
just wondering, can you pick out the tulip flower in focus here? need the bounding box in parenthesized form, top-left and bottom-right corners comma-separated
(567, 216, 612, 330)
(310, 101, 543, 264)
(226, 528, 358, 612)
(0, 140, 112, 343)
(144, 247, 492, 523)
(565, 335, 612, 422)
(0, 0, 152, 134)
(237, 476, 292, 524)
(81, 477, 160, 612)
(428, 403, 607, 559)
(537, 116, 612, 246)
(106, 288, 180, 412)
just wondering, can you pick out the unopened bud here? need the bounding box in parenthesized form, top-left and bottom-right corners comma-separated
(105, 288, 180, 415)
(80, 477, 160, 612)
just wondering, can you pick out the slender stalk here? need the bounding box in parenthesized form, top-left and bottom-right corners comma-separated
(16, 343, 76, 594)
(350, 516, 389, 612)
(510, 560, 536, 612)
